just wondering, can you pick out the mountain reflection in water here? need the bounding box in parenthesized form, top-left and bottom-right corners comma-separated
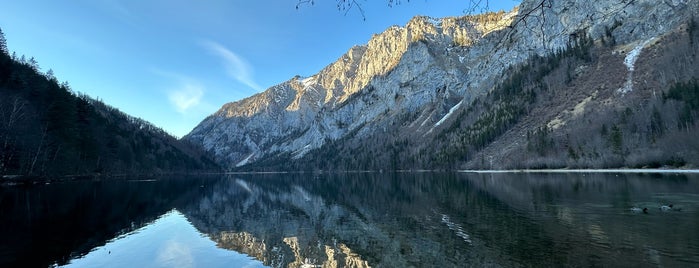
(1, 172, 698, 267)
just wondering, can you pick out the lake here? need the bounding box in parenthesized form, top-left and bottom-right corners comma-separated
(1, 172, 698, 267)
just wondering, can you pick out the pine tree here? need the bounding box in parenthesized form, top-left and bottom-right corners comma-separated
(0, 27, 7, 55)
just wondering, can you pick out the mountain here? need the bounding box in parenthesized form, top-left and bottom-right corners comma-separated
(0, 39, 219, 177)
(186, 0, 699, 171)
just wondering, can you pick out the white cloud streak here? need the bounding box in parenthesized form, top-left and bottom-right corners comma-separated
(168, 83, 204, 114)
(151, 69, 209, 115)
(202, 40, 264, 92)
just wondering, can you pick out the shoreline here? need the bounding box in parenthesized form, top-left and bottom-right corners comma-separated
(0, 171, 222, 186)
(4, 168, 698, 186)
(458, 169, 699, 174)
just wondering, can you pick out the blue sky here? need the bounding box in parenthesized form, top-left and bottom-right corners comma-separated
(0, 0, 519, 137)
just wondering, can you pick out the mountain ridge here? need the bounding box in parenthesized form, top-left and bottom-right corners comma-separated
(185, 8, 519, 166)
(186, 0, 699, 170)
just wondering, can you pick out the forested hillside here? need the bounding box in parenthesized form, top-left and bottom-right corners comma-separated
(0, 28, 218, 177)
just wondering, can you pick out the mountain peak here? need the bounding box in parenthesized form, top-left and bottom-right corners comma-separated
(186, 0, 699, 170)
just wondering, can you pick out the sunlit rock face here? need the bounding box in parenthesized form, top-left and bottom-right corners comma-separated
(184, 0, 698, 169)
(184, 9, 516, 168)
(213, 232, 268, 263)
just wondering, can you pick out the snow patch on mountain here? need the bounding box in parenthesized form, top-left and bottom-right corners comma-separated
(435, 100, 464, 127)
(301, 76, 316, 87)
(236, 153, 255, 167)
(619, 38, 655, 94)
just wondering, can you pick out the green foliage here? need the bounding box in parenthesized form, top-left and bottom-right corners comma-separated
(527, 127, 554, 156)
(665, 80, 699, 127)
(567, 146, 579, 161)
(609, 125, 623, 155)
(496, 36, 593, 101)
(666, 80, 699, 109)
(650, 105, 664, 137)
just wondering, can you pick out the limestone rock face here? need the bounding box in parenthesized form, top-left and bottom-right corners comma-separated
(184, 0, 698, 169)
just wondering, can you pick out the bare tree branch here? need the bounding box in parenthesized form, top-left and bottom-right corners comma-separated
(297, 0, 508, 19)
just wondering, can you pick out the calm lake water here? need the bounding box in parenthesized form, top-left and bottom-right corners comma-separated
(1, 172, 698, 267)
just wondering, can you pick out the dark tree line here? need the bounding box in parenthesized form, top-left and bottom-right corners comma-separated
(0, 28, 219, 178)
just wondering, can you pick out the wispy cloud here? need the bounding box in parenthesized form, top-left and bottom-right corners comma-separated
(157, 240, 194, 268)
(169, 83, 204, 114)
(152, 69, 209, 115)
(201, 40, 264, 92)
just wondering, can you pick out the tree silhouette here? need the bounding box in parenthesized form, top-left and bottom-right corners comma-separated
(0, 28, 7, 55)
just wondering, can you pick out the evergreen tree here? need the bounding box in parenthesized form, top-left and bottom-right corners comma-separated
(0, 27, 7, 55)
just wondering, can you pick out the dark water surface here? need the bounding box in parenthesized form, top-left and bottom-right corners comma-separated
(1, 172, 698, 267)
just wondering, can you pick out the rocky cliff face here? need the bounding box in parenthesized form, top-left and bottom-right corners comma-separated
(185, 0, 699, 170)
(185, 8, 519, 167)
